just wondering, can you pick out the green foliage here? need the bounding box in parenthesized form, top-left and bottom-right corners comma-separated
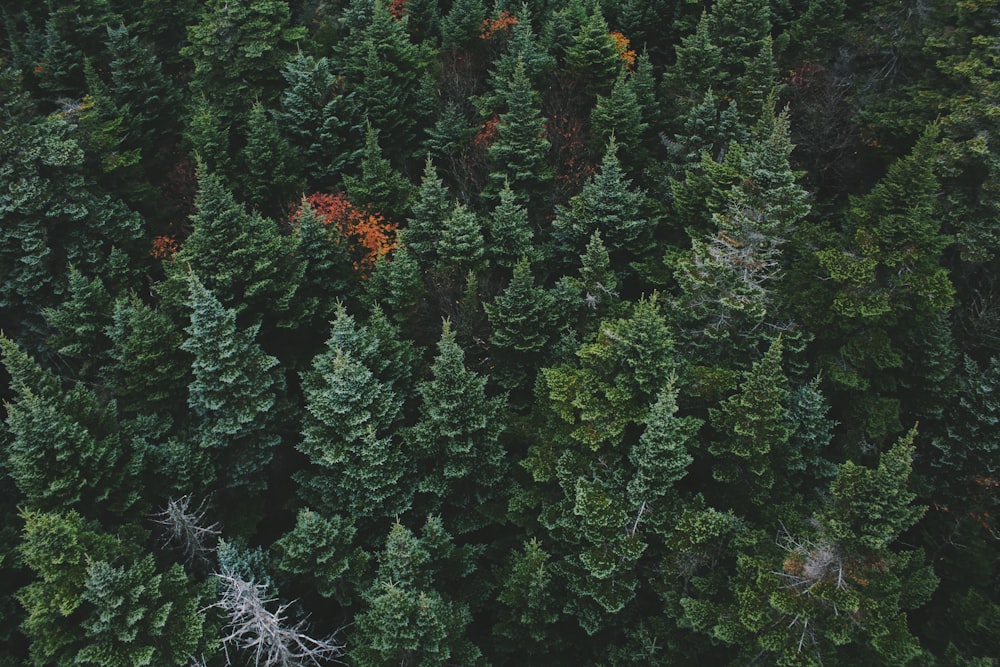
(159, 166, 301, 325)
(182, 0, 305, 116)
(1, 336, 142, 517)
(276, 52, 354, 188)
(343, 123, 414, 221)
(406, 321, 507, 527)
(18, 509, 210, 667)
(553, 137, 652, 267)
(180, 274, 281, 495)
(488, 58, 553, 211)
(351, 518, 482, 666)
(273, 508, 368, 603)
(237, 102, 303, 215)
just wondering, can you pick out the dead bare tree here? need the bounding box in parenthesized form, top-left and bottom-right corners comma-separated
(210, 568, 344, 667)
(152, 495, 221, 572)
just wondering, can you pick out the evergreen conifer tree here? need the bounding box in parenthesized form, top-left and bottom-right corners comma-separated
(488, 58, 553, 212)
(181, 274, 282, 496)
(406, 321, 507, 528)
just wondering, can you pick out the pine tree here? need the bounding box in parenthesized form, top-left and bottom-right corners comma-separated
(665, 12, 724, 105)
(485, 179, 537, 269)
(288, 200, 359, 333)
(159, 166, 301, 325)
(708, 336, 793, 505)
(105, 22, 181, 149)
(42, 267, 113, 378)
(487, 58, 553, 212)
(18, 509, 211, 667)
(276, 52, 354, 189)
(436, 202, 486, 273)
(273, 508, 369, 603)
(101, 295, 189, 421)
(237, 102, 303, 216)
(486, 257, 559, 391)
(297, 344, 410, 521)
(351, 519, 481, 666)
(0, 96, 144, 336)
(406, 321, 507, 527)
(405, 157, 452, 268)
(183, 96, 234, 181)
(337, 1, 434, 164)
(627, 382, 700, 506)
(182, 0, 305, 118)
(1, 336, 142, 517)
(553, 137, 652, 268)
(342, 123, 414, 222)
(181, 273, 281, 496)
(813, 125, 954, 441)
(441, 0, 487, 50)
(591, 70, 648, 164)
(564, 2, 621, 98)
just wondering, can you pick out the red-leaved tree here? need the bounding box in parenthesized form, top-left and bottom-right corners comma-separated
(291, 193, 398, 276)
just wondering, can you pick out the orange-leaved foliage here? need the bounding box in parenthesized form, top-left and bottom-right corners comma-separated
(292, 193, 398, 276)
(389, 0, 407, 20)
(609, 31, 636, 70)
(150, 234, 179, 260)
(482, 11, 517, 40)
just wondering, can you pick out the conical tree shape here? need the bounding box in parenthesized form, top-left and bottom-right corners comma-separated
(486, 180, 537, 269)
(708, 336, 793, 504)
(105, 22, 181, 146)
(102, 294, 189, 420)
(1, 336, 141, 517)
(564, 2, 621, 97)
(486, 258, 558, 391)
(277, 52, 353, 186)
(42, 267, 113, 378)
(405, 157, 452, 268)
(437, 202, 486, 272)
(591, 69, 648, 163)
(553, 137, 652, 266)
(628, 382, 700, 504)
(181, 273, 281, 494)
(351, 519, 481, 666)
(159, 166, 301, 324)
(237, 101, 303, 216)
(488, 58, 553, 211)
(407, 321, 507, 526)
(343, 123, 414, 221)
(298, 346, 410, 519)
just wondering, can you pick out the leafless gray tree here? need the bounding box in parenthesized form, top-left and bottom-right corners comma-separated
(152, 495, 221, 570)
(210, 568, 344, 667)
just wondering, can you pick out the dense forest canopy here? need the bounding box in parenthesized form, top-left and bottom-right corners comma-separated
(1, 0, 998, 664)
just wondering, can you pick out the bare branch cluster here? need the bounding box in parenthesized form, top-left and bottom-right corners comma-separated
(152, 495, 221, 568)
(211, 568, 344, 667)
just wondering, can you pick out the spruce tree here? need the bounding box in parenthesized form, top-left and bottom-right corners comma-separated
(485, 180, 538, 269)
(180, 273, 282, 496)
(237, 101, 303, 216)
(159, 166, 301, 326)
(406, 321, 507, 528)
(1, 337, 142, 517)
(708, 336, 793, 506)
(487, 58, 553, 213)
(182, 0, 305, 117)
(297, 345, 410, 521)
(18, 510, 211, 667)
(405, 157, 453, 268)
(276, 52, 354, 189)
(486, 258, 559, 392)
(553, 137, 652, 268)
(351, 519, 481, 666)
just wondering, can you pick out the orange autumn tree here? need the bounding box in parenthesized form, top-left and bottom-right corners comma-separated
(292, 193, 398, 276)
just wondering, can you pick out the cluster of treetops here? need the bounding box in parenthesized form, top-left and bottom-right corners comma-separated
(0, 0, 998, 664)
